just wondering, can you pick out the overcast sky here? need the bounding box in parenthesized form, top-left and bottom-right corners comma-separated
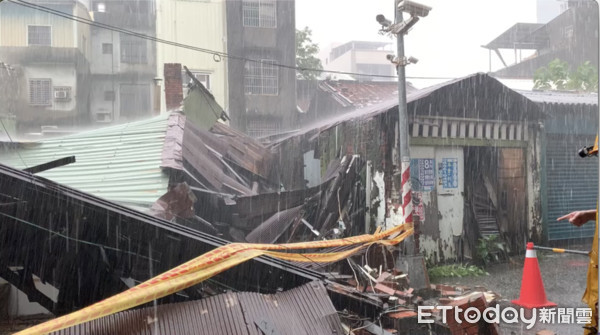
(296, 0, 540, 83)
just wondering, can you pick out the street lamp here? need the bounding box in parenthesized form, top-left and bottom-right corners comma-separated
(376, 0, 431, 257)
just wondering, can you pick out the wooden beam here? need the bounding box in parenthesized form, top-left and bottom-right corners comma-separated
(24, 156, 76, 174)
(0, 266, 56, 314)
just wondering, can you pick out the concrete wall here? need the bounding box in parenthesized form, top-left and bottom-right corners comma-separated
(90, 78, 118, 122)
(354, 50, 391, 65)
(411, 146, 465, 262)
(225, 0, 297, 132)
(325, 51, 353, 74)
(22, 65, 78, 112)
(90, 28, 156, 76)
(89, 20, 157, 123)
(74, 2, 91, 57)
(0, 2, 75, 47)
(90, 29, 119, 75)
(155, 0, 227, 110)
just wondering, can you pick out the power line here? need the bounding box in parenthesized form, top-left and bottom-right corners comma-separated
(8, 0, 454, 81)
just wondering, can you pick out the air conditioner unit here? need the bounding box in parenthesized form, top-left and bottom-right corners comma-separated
(94, 112, 112, 123)
(54, 91, 67, 99)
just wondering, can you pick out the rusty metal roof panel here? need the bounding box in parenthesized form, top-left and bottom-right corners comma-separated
(210, 122, 274, 178)
(320, 80, 414, 109)
(236, 281, 344, 335)
(245, 205, 304, 243)
(50, 281, 343, 335)
(182, 122, 254, 195)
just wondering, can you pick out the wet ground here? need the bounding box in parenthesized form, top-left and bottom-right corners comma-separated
(432, 249, 592, 334)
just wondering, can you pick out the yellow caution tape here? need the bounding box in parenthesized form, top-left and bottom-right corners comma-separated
(16, 224, 412, 335)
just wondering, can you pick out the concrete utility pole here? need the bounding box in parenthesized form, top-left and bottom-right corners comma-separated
(394, 3, 415, 255)
(376, 0, 431, 255)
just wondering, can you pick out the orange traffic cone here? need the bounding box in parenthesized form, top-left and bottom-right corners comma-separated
(512, 242, 557, 309)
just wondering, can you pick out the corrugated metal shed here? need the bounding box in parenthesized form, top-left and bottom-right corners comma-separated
(50, 281, 344, 335)
(0, 114, 172, 209)
(516, 89, 598, 106)
(271, 72, 543, 146)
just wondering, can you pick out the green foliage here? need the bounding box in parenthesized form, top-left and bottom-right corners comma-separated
(533, 58, 598, 92)
(568, 61, 599, 92)
(475, 235, 509, 267)
(428, 264, 488, 280)
(296, 27, 323, 80)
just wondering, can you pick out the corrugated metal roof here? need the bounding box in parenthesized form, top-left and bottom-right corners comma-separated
(0, 114, 172, 208)
(515, 89, 598, 106)
(319, 80, 414, 109)
(245, 205, 304, 243)
(50, 281, 344, 335)
(270, 73, 488, 145)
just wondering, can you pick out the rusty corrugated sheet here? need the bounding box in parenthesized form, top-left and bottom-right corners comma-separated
(51, 281, 344, 335)
(183, 121, 254, 195)
(245, 205, 304, 244)
(320, 80, 411, 109)
(237, 281, 345, 335)
(160, 112, 186, 170)
(210, 122, 274, 179)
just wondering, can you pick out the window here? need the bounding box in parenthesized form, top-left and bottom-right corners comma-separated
(104, 90, 115, 101)
(246, 117, 281, 138)
(29, 79, 52, 106)
(95, 2, 106, 12)
(28, 26, 51, 46)
(102, 43, 113, 54)
(242, 0, 276, 28)
(244, 59, 278, 95)
(182, 71, 211, 90)
(120, 34, 147, 64)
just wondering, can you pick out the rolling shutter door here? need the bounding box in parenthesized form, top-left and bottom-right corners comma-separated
(546, 134, 597, 240)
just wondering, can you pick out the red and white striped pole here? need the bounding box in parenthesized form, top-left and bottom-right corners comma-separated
(394, 0, 417, 254)
(401, 159, 413, 226)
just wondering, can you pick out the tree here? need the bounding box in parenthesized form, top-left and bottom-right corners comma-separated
(296, 27, 323, 80)
(567, 61, 599, 92)
(533, 58, 598, 92)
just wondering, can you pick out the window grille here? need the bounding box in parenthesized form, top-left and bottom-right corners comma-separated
(29, 79, 52, 106)
(247, 118, 281, 138)
(120, 34, 147, 64)
(28, 26, 51, 46)
(242, 0, 276, 28)
(244, 59, 278, 95)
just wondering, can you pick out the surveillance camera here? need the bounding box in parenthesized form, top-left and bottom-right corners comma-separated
(376, 14, 392, 27)
(389, 16, 419, 35)
(386, 54, 400, 65)
(408, 56, 419, 64)
(398, 0, 432, 17)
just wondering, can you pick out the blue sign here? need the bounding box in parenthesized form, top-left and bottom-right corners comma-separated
(411, 158, 435, 192)
(439, 158, 459, 189)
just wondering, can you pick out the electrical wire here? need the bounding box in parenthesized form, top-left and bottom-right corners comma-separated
(8, 0, 455, 81)
(0, 210, 159, 262)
